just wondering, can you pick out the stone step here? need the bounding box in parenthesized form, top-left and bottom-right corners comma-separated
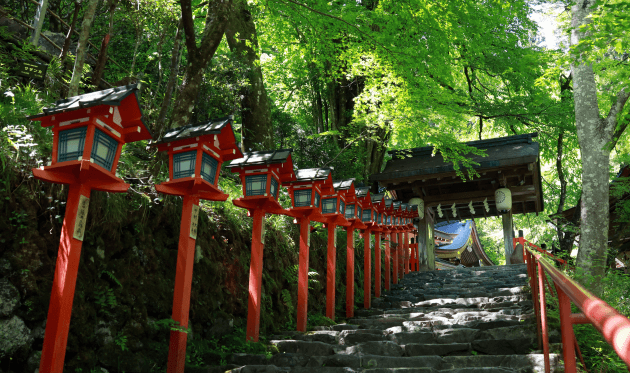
(225, 353, 559, 372)
(237, 265, 552, 373)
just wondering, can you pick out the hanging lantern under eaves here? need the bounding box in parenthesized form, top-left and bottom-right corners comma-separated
(408, 197, 424, 219)
(495, 188, 512, 213)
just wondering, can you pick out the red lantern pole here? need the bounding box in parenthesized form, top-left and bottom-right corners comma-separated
(297, 217, 311, 332)
(404, 230, 411, 275)
(346, 226, 355, 318)
(374, 230, 381, 298)
(363, 228, 371, 309)
(246, 209, 265, 341)
(326, 223, 336, 321)
(39, 183, 91, 373)
(392, 230, 398, 284)
(398, 231, 404, 279)
(384, 231, 391, 291)
(167, 194, 200, 373)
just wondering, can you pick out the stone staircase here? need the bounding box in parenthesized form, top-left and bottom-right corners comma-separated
(221, 264, 561, 373)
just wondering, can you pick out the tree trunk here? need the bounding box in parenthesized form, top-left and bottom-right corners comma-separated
(225, 0, 273, 151)
(129, 26, 142, 75)
(30, 0, 49, 45)
(571, 0, 630, 292)
(67, 0, 99, 97)
(363, 125, 390, 180)
(92, 0, 116, 88)
(170, 0, 233, 129)
(155, 18, 183, 137)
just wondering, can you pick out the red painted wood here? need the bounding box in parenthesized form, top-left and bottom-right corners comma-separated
(167, 194, 200, 373)
(398, 231, 404, 280)
(246, 209, 265, 341)
(384, 232, 390, 291)
(403, 231, 411, 274)
(326, 224, 336, 321)
(392, 231, 399, 284)
(82, 124, 96, 160)
(39, 183, 91, 373)
(346, 227, 354, 318)
(374, 231, 381, 298)
(297, 218, 311, 332)
(557, 286, 577, 373)
(364, 228, 371, 309)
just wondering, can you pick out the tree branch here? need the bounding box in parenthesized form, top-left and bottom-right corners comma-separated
(606, 87, 630, 151)
(274, 0, 398, 57)
(180, 0, 198, 57)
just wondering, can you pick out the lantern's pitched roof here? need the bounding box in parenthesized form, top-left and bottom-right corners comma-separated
(393, 201, 401, 210)
(294, 168, 332, 181)
(226, 149, 292, 168)
(30, 84, 142, 118)
(156, 116, 235, 144)
(385, 199, 393, 207)
(371, 193, 385, 203)
(333, 179, 355, 190)
(356, 187, 370, 198)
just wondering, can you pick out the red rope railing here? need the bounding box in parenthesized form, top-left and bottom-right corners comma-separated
(518, 239, 630, 373)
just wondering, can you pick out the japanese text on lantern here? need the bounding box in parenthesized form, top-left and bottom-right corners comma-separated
(73, 195, 90, 241)
(190, 204, 200, 239)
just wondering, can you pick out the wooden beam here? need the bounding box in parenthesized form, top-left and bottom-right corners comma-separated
(376, 165, 533, 187)
(424, 185, 536, 206)
(532, 161, 542, 213)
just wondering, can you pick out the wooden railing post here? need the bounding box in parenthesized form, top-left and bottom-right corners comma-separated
(556, 284, 577, 373)
(538, 262, 550, 373)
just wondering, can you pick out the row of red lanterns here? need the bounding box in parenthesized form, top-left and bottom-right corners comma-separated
(27, 85, 421, 373)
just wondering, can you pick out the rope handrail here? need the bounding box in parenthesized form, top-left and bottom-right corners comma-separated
(524, 245, 630, 373)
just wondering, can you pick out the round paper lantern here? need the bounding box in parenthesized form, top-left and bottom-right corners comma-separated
(408, 197, 424, 219)
(495, 188, 512, 213)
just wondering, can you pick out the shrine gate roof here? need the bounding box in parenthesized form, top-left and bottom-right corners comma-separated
(370, 133, 543, 222)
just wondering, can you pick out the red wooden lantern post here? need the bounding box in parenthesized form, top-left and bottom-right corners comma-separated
(401, 204, 411, 275)
(383, 199, 394, 290)
(370, 194, 386, 298)
(405, 203, 419, 272)
(394, 203, 405, 281)
(357, 187, 374, 309)
(342, 185, 367, 318)
(27, 84, 153, 373)
(226, 149, 295, 342)
(153, 117, 243, 372)
(285, 168, 334, 331)
(321, 180, 354, 321)
(390, 201, 402, 284)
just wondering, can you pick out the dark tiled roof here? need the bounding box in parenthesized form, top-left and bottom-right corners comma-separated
(371, 193, 385, 203)
(226, 149, 292, 168)
(294, 168, 332, 181)
(156, 116, 233, 144)
(371, 133, 539, 182)
(356, 187, 370, 198)
(333, 179, 355, 190)
(29, 84, 142, 118)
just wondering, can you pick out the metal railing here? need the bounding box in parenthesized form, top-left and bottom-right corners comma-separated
(518, 238, 630, 373)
